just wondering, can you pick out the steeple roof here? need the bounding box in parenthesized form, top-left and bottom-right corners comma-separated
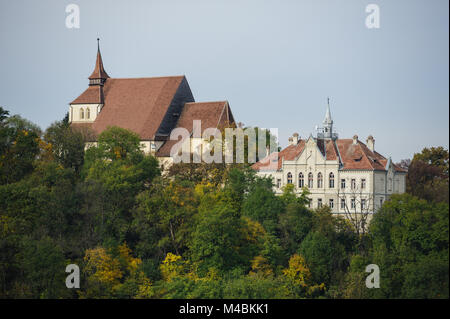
(88, 39, 110, 80)
(323, 97, 333, 125)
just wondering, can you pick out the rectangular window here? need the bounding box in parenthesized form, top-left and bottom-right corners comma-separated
(277, 179, 281, 188)
(351, 198, 356, 209)
(341, 179, 346, 189)
(361, 199, 366, 209)
(329, 199, 334, 209)
(318, 198, 322, 208)
(361, 179, 366, 189)
(341, 199, 346, 209)
(351, 179, 356, 190)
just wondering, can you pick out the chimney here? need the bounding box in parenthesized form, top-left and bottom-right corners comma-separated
(288, 136, 293, 146)
(352, 135, 358, 145)
(292, 132, 299, 145)
(367, 135, 375, 152)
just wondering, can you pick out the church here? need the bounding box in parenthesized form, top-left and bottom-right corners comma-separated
(69, 40, 235, 167)
(252, 100, 407, 216)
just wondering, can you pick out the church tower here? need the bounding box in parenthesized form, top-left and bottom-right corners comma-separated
(69, 39, 109, 124)
(323, 97, 334, 139)
(89, 38, 109, 87)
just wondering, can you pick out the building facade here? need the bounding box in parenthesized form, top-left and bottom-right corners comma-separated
(69, 40, 235, 168)
(252, 101, 407, 217)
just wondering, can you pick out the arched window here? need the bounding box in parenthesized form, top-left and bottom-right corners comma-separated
(79, 108, 84, 119)
(317, 172, 323, 188)
(86, 107, 90, 119)
(308, 173, 313, 188)
(287, 172, 292, 184)
(329, 172, 335, 188)
(298, 173, 304, 188)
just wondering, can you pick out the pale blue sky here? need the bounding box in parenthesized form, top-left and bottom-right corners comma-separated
(0, 0, 448, 161)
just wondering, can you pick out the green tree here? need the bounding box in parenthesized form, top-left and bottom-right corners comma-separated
(132, 179, 197, 259)
(82, 126, 160, 243)
(369, 193, 449, 298)
(407, 146, 449, 204)
(18, 236, 71, 298)
(189, 198, 246, 276)
(278, 201, 313, 257)
(44, 118, 85, 173)
(241, 176, 284, 233)
(0, 112, 41, 184)
(299, 231, 334, 285)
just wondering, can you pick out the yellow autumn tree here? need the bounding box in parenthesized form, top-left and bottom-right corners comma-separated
(249, 255, 273, 277)
(80, 243, 152, 298)
(84, 247, 123, 287)
(160, 253, 188, 282)
(283, 254, 325, 297)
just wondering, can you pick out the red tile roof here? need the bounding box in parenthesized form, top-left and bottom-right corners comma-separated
(252, 140, 306, 171)
(156, 101, 235, 157)
(71, 86, 104, 104)
(252, 138, 407, 173)
(71, 76, 187, 140)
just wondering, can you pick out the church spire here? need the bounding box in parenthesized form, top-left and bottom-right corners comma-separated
(322, 97, 335, 139)
(323, 97, 333, 125)
(89, 38, 109, 86)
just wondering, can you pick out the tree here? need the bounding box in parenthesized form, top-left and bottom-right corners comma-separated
(241, 176, 284, 233)
(338, 179, 374, 235)
(80, 243, 152, 298)
(299, 231, 334, 285)
(369, 193, 449, 298)
(132, 179, 197, 258)
(407, 147, 449, 204)
(282, 254, 325, 297)
(82, 126, 160, 243)
(18, 236, 70, 298)
(0, 112, 41, 184)
(44, 118, 85, 173)
(189, 198, 246, 276)
(278, 201, 313, 257)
